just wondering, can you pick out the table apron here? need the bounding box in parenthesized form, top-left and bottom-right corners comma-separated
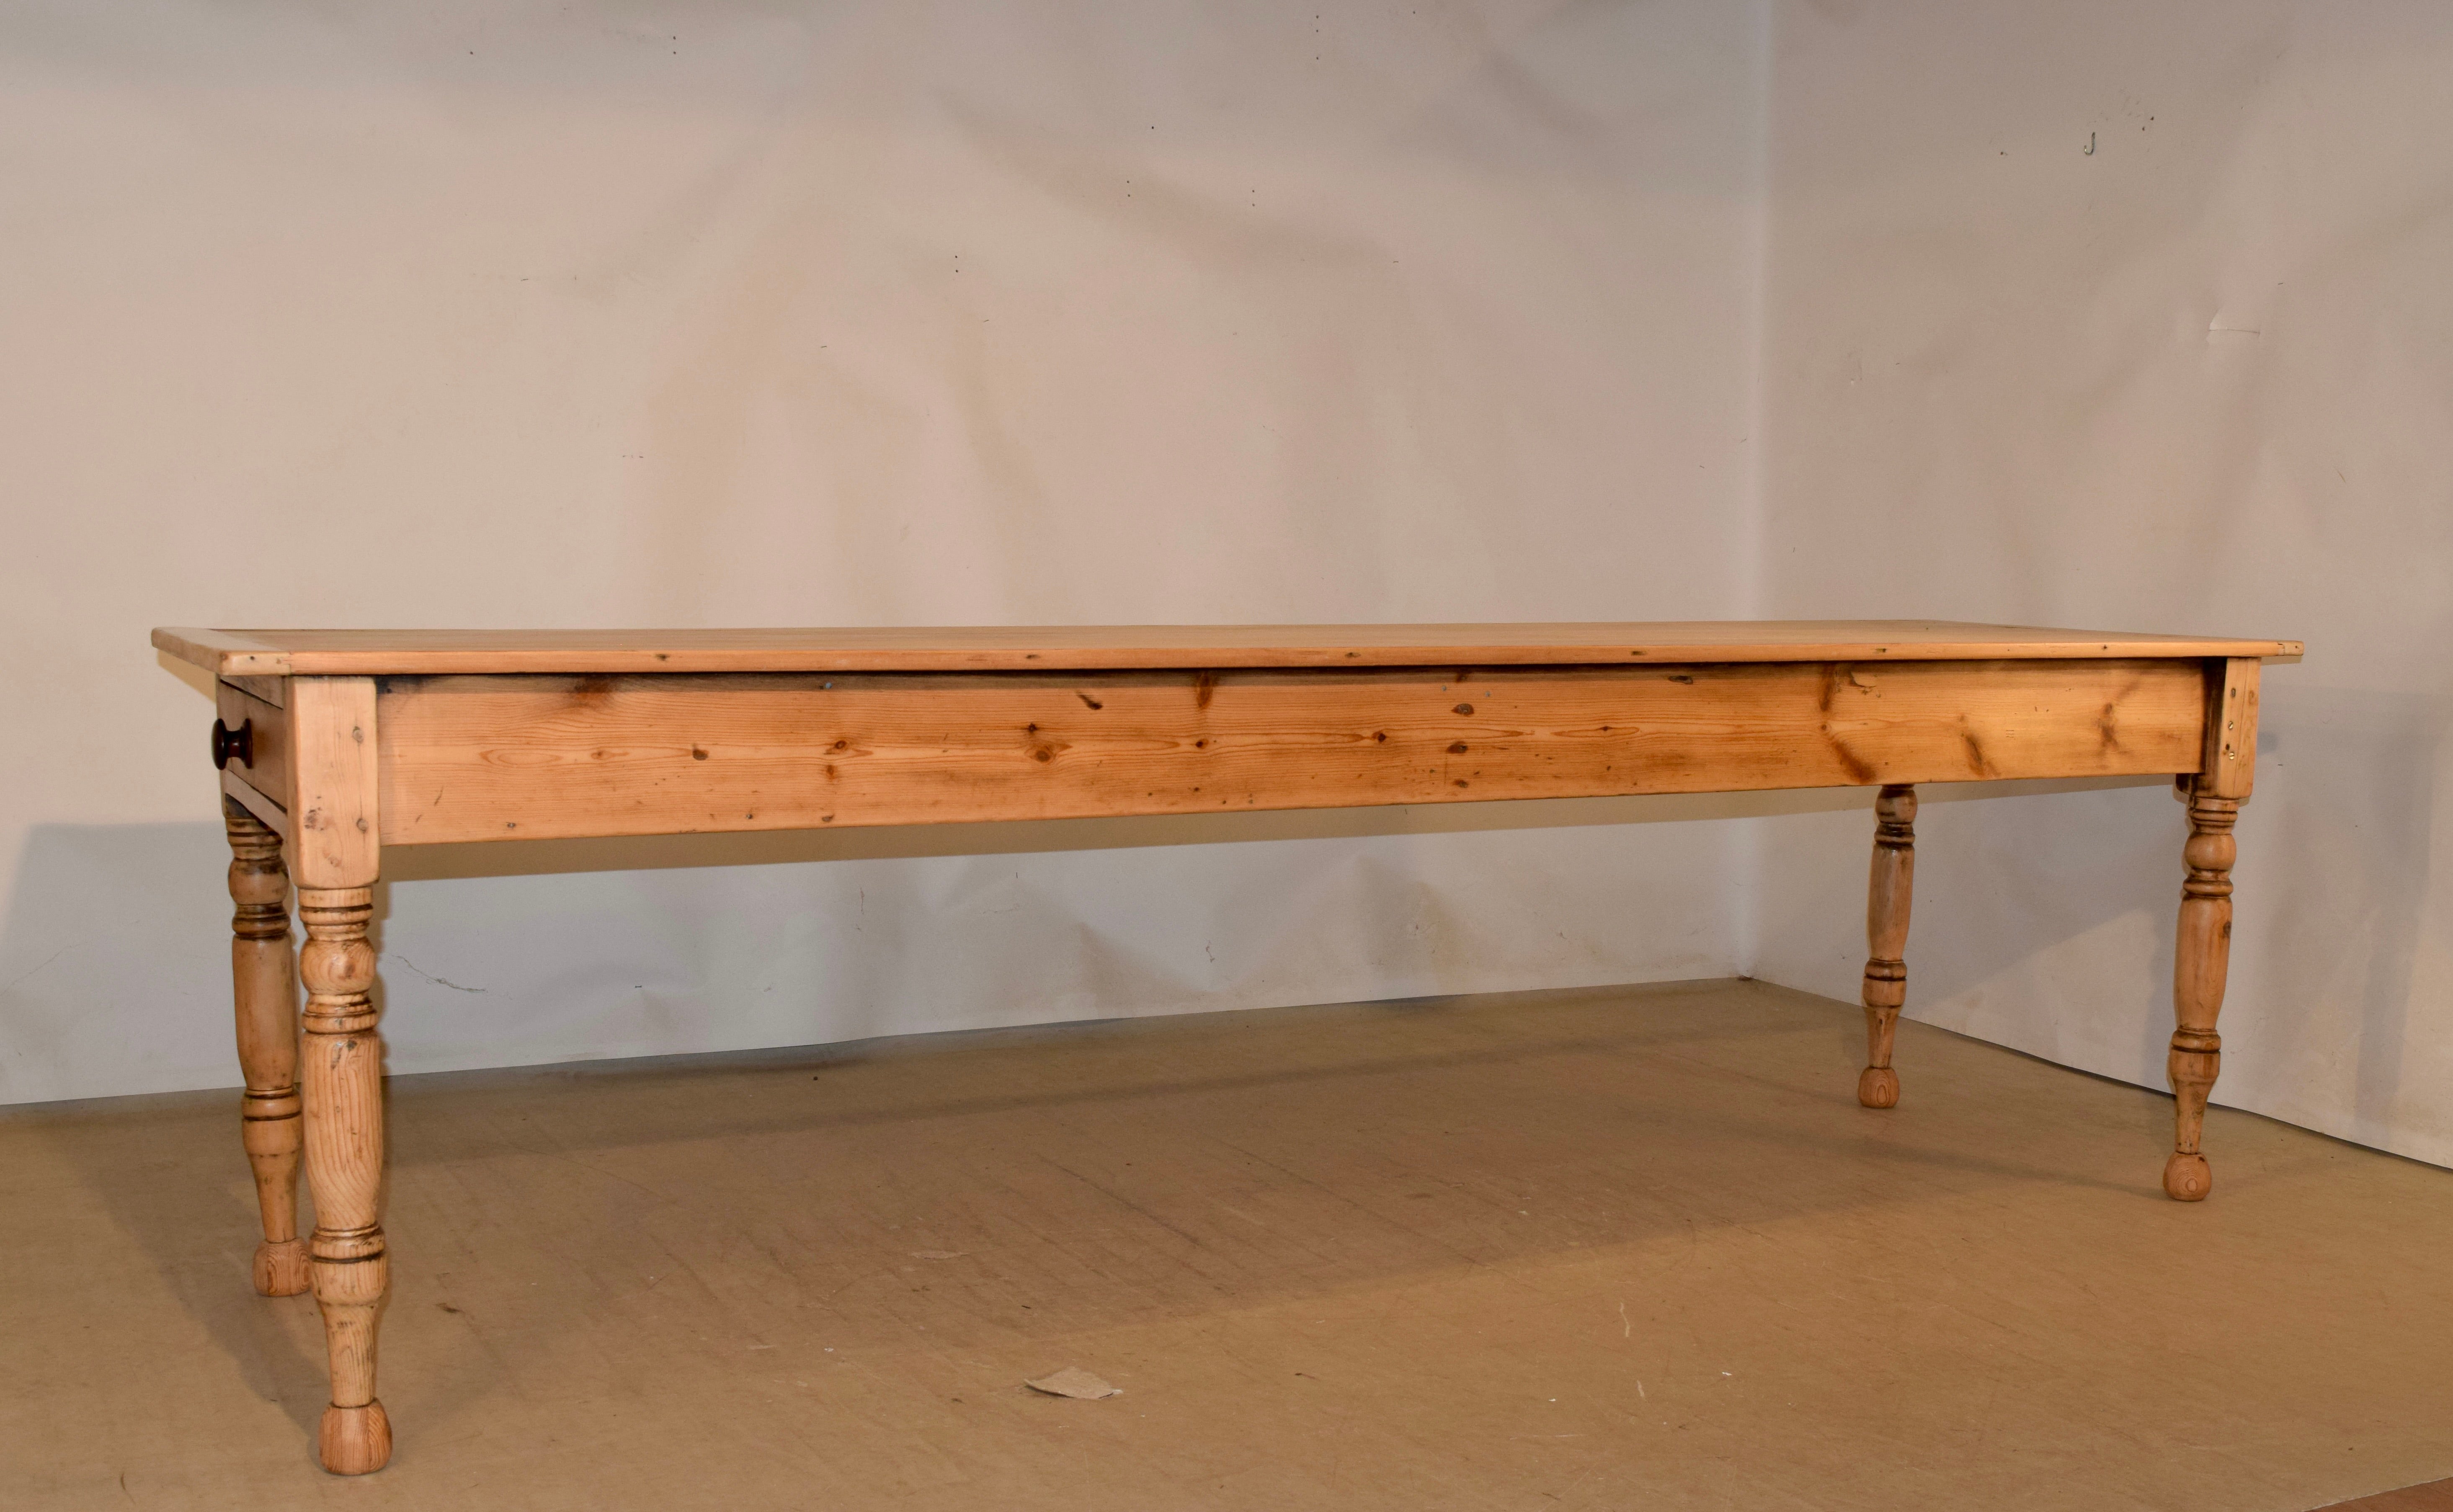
(369, 658, 2213, 844)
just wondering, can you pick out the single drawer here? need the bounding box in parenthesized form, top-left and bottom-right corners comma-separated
(217, 679, 291, 809)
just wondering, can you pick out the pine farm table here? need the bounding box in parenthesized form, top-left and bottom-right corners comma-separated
(152, 621, 2301, 1474)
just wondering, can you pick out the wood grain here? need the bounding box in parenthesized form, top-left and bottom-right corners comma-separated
(2201, 657, 2261, 800)
(298, 885, 392, 1473)
(374, 659, 2210, 845)
(215, 681, 289, 805)
(286, 676, 393, 1469)
(224, 796, 307, 1297)
(221, 767, 288, 838)
(289, 678, 379, 890)
(223, 673, 287, 708)
(152, 622, 2306, 678)
(1857, 785, 1916, 1109)
(151, 623, 2301, 1479)
(2165, 791, 2241, 1202)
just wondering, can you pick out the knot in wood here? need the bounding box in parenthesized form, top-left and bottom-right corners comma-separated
(302, 939, 377, 996)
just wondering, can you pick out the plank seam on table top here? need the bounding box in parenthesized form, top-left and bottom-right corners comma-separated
(152, 624, 2303, 677)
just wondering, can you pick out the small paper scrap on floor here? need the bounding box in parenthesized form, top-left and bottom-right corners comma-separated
(1025, 1368, 1122, 1400)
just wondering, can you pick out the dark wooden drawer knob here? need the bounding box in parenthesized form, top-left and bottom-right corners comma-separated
(212, 717, 253, 770)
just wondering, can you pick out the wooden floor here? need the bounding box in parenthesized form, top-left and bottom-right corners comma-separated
(3, 979, 2449, 1510)
(2326, 1481, 2453, 1511)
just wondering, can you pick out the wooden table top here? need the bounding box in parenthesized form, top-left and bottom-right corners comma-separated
(154, 622, 2302, 678)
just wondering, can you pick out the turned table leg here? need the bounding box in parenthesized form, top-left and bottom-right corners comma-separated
(299, 886, 391, 1471)
(1857, 784, 1916, 1108)
(2165, 657, 2260, 1202)
(287, 676, 392, 1472)
(2164, 789, 2239, 1200)
(225, 798, 310, 1296)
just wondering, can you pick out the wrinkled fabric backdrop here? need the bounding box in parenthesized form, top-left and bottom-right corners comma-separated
(3, 2, 2448, 1169)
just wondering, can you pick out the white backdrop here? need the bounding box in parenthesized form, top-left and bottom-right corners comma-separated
(1745, 0, 2453, 1169)
(0, 2, 1770, 1102)
(5, 3, 2448, 1171)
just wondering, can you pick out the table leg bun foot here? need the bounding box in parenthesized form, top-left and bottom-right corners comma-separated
(2162, 1151, 2212, 1202)
(1856, 1066, 1900, 1109)
(254, 1238, 311, 1297)
(318, 1401, 392, 1474)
